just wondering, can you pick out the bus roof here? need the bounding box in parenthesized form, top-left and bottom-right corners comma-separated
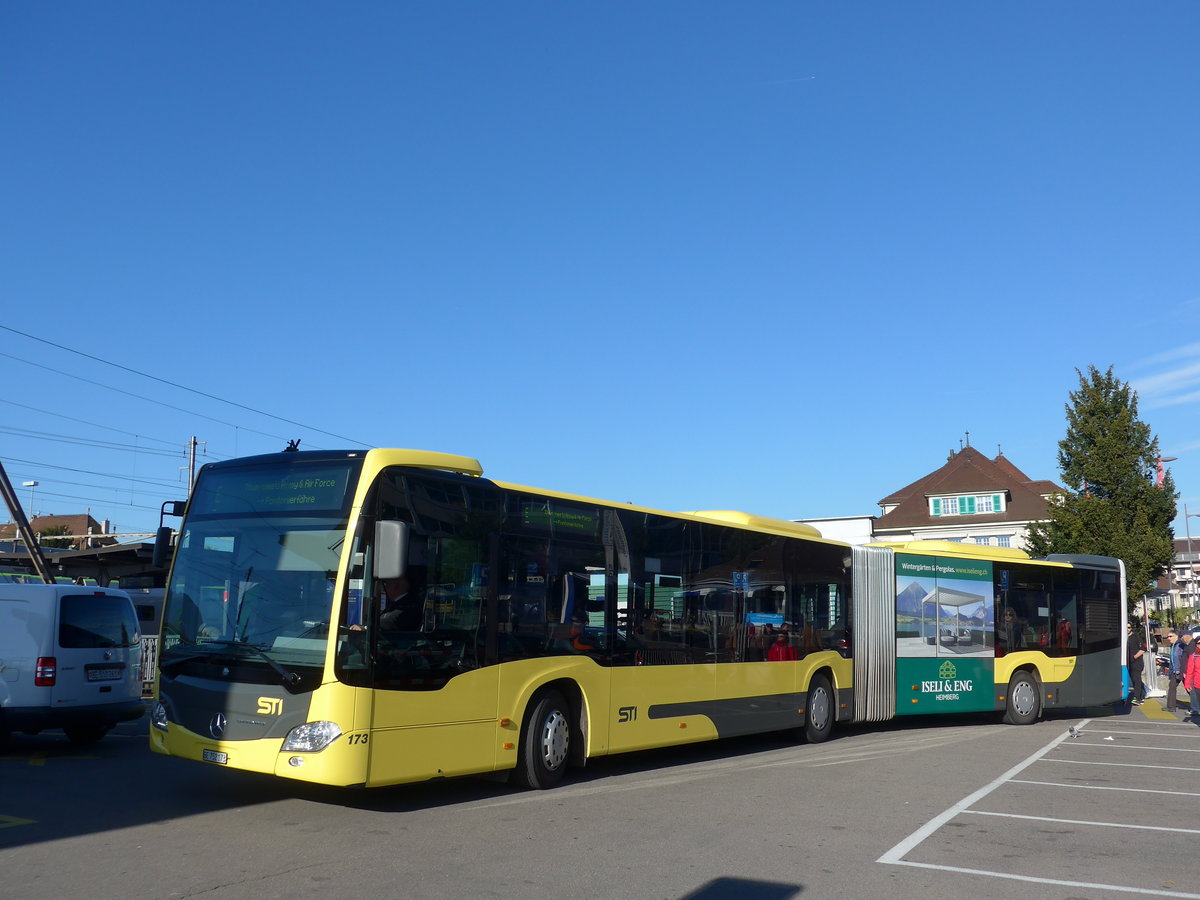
(868, 540, 1032, 561)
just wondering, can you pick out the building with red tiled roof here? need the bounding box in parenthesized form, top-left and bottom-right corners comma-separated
(0, 513, 116, 550)
(871, 446, 1063, 551)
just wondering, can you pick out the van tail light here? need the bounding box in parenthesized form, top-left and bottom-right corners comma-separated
(35, 657, 57, 687)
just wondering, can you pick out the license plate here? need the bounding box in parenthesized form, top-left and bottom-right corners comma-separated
(202, 749, 228, 765)
(87, 667, 122, 681)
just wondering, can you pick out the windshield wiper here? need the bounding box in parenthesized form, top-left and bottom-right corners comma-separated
(199, 640, 305, 692)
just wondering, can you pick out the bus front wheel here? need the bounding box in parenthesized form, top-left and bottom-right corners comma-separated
(1003, 670, 1041, 725)
(804, 674, 834, 743)
(512, 689, 572, 790)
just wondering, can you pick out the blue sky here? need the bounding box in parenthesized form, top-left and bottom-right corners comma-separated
(2, 3, 1199, 541)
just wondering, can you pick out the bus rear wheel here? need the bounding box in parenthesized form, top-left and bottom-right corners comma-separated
(804, 674, 834, 743)
(512, 689, 572, 790)
(1003, 670, 1041, 725)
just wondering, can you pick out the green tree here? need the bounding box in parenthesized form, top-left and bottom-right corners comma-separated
(1025, 366, 1176, 610)
(38, 524, 73, 549)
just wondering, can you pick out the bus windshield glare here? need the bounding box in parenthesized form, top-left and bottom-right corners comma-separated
(160, 458, 360, 669)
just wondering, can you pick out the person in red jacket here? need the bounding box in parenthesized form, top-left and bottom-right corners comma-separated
(1182, 637, 1200, 722)
(767, 630, 798, 661)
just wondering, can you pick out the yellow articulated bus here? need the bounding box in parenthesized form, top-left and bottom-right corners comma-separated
(149, 449, 1125, 788)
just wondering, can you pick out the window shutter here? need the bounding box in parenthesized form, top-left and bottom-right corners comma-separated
(932, 498, 942, 517)
(993, 493, 1003, 511)
(965, 496, 977, 514)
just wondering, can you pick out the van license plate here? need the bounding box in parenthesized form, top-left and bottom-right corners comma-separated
(87, 667, 122, 681)
(202, 749, 228, 765)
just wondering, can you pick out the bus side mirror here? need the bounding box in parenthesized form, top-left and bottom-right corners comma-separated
(374, 521, 409, 580)
(152, 526, 173, 569)
(152, 499, 188, 569)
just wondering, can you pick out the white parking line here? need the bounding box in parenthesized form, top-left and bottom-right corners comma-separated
(1069, 742, 1200, 752)
(1010, 778, 1200, 797)
(1044, 758, 1200, 772)
(877, 723, 1072, 863)
(885, 860, 1200, 899)
(877, 718, 1200, 898)
(963, 808, 1200, 835)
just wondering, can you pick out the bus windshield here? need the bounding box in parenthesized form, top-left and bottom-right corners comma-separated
(160, 457, 360, 669)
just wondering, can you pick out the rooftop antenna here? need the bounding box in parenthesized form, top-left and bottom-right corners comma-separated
(284, 439, 302, 452)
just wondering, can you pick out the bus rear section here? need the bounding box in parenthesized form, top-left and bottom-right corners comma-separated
(851, 543, 1125, 728)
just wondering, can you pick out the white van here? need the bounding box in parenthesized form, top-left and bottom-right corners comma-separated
(0, 584, 145, 745)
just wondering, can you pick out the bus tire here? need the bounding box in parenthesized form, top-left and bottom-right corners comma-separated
(512, 689, 572, 790)
(804, 674, 834, 743)
(1003, 670, 1041, 725)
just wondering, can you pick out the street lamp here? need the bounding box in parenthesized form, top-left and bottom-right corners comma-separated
(1185, 504, 1200, 622)
(21, 481, 38, 517)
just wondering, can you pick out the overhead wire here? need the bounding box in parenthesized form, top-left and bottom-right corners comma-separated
(5, 468, 186, 500)
(0, 350, 310, 446)
(24, 489, 163, 514)
(0, 324, 374, 531)
(0, 425, 189, 457)
(3, 456, 199, 489)
(0, 397, 183, 450)
(0, 324, 371, 447)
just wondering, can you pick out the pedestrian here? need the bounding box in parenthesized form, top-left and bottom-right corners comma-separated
(1164, 630, 1183, 712)
(1181, 631, 1199, 721)
(1182, 631, 1200, 722)
(1126, 622, 1146, 707)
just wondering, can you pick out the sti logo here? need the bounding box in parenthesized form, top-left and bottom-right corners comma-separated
(618, 706, 637, 723)
(257, 697, 283, 716)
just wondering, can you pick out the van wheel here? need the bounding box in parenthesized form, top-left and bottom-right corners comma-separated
(1003, 670, 1041, 725)
(64, 724, 110, 746)
(511, 689, 571, 790)
(804, 674, 834, 743)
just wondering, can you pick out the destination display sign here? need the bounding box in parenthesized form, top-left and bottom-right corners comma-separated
(193, 462, 357, 515)
(521, 501, 599, 534)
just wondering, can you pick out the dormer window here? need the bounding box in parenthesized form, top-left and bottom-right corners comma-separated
(930, 493, 1005, 517)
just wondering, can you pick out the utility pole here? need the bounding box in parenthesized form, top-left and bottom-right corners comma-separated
(185, 436, 206, 493)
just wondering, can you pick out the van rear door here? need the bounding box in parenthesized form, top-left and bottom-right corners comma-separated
(53, 590, 142, 710)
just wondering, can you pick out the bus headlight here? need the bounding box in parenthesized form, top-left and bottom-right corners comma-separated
(151, 701, 169, 732)
(282, 720, 342, 753)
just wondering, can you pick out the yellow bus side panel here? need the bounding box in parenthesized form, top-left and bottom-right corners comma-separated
(366, 667, 500, 785)
(365, 720, 503, 787)
(605, 654, 852, 755)
(995, 651, 1075, 688)
(497, 656, 612, 763)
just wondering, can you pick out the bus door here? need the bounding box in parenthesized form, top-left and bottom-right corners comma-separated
(366, 530, 499, 785)
(1076, 567, 1124, 707)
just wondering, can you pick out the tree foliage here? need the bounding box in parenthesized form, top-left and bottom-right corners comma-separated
(1025, 366, 1176, 607)
(38, 524, 74, 549)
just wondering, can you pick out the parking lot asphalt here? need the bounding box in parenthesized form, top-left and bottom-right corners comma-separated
(880, 700, 1200, 899)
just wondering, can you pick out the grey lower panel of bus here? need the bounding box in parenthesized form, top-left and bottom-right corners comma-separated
(161, 677, 311, 742)
(648, 694, 806, 737)
(852, 544, 896, 723)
